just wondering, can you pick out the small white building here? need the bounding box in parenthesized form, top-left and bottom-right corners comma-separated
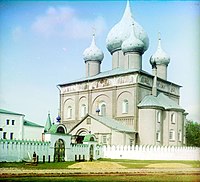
(0, 109, 44, 141)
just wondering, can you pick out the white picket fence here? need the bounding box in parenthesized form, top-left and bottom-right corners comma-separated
(103, 145, 200, 160)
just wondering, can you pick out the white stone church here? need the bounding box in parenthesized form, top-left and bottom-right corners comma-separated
(58, 1, 187, 147)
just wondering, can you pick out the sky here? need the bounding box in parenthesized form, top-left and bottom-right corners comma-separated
(0, 0, 199, 125)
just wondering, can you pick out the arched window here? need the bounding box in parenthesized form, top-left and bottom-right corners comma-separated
(122, 99, 128, 114)
(99, 102, 106, 116)
(81, 104, 86, 118)
(157, 111, 161, 123)
(171, 113, 176, 124)
(101, 104, 106, 116)
(67, 106, 72, 119)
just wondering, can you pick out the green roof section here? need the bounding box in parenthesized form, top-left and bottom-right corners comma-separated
(49, 124, 58, 134)
(44, 113, 52, 132)
(24, 120, 44, 128)
(138, 93, 184, 111)
(83, 134, 96, 142)
(0, 109, 24, 116)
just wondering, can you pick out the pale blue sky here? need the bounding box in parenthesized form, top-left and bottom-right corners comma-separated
(0, 0, 199, 125)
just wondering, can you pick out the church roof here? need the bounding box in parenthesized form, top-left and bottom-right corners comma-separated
(58, 68, 181, 88)
(69, 114, 135, 134)
(24, 120, 44, 128)
(90, 114, 134, 133)
(44, 113, 52, 132)
(0, 109, 24, 116)
(138, 93, 184, 111)
(59, 68, 148, 86)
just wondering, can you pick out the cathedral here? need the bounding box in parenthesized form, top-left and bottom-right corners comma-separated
(58, 1, 187, 147)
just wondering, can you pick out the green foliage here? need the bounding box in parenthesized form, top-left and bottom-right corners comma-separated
(186, 120, 200, 147)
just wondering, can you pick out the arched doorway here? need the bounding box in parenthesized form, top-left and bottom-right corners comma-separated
(75, 129, 89, 144)
(89, 145, 94, 161)
(54, 139, 65, 162)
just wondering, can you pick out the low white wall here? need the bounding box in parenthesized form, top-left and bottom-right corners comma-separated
(67, 143, 102, 161)
(103, 145, 200, 161)
(0, 139, 51, 162)
(0, 139, 102, 162)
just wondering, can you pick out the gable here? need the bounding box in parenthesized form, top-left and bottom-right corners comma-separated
(69, 114, 134, 135)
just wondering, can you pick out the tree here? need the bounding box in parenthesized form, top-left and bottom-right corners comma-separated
(185, 120, 200, 147)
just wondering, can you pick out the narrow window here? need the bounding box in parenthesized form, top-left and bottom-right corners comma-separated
(156, 131, 161, 142)
(122, 99, 128, 114)
(157, 111, 161, 123)
(178, 131, 182, 142)
(169, 129, 175, 141)
(10, 133, 13, 140)
(81, 104, 86, 118)
(130, 139, 134, 146)
(3, 132, 6, 139)
(87, 118, 91, 125)
(67, 106, 72, 119)
(12, 120, 15, 125)
(171, 113, 176, 124)
(100, 104, 106, 116)
(102, 135, 107, 144)
(6, 119, 9, 125)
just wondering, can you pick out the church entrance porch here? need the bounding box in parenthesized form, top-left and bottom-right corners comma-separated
(54, 139, 65, 162)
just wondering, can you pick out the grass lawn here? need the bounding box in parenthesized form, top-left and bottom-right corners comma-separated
(0, 159, 199, 181)
(0, 159, 199, 169)
(0, 161, 76, 169)
(1, 175, 200, 182)
(99, 158, 200, 168)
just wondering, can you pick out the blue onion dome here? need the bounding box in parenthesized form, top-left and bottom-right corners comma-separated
(106, 0, 149, 54)
(83, 34, 104, 62)
(122, 23, 145, 54)
(150, 35, 170, 66)
(56, 115, 61, 122)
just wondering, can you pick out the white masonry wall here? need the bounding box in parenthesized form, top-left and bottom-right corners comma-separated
(0, 139, 50, 162)
(103, 145, 200, 161)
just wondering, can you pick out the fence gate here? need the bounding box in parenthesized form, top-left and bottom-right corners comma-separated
(54, 139, 65, 162)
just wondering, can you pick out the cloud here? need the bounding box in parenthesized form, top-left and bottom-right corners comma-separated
(31, 6, 106, 39)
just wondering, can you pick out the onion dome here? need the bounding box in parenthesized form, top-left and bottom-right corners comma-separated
(56, 115, 61, 123)
(122, 23, 145, 54)
(150, 34, 170, 66)
(106, 0, 149, 54)
(83, 34, 104, 62)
